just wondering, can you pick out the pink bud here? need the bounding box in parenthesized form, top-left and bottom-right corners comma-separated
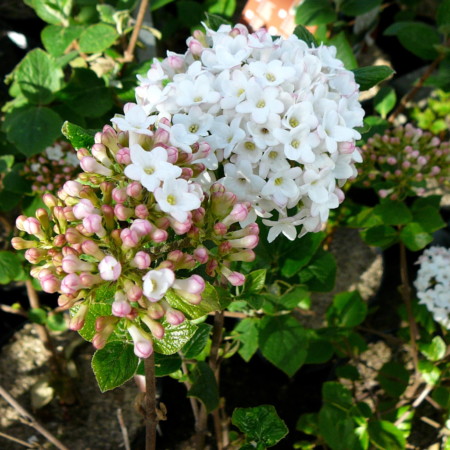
(147, 302, 165, 320)
(126, 181, 143, 198)
(431, 166, 441, 175)
(83, 214, 106, 236)
(135, 204, 149, 219)
(128, 325, 153, 358)
(141, 316, 165, 340)
(150, 228, 168, 243)
(227, 249, 255, 262)
(167, 52, 184, 70)
(40, 273, 61, 293)
(112, 296, 132, 317)
(114, 204, 133, 221)
(166, 147, 178, 164)
(61, 273, 83, 295)
(169, 218, 192, 235)
(229, 235, 259, 250)
(98, 256, 122, 281)
(73, 199, 97, 220)
(81, 240, 105, 260)
(126, 284, 143, 302)
(62, 254, 94, 273)
(130, 219, 152, 237)
(25, 248, 46, 264)
(173, 275, 205, 295)
(80, 156, 113, 176)
(214, 222, 227, 235)
(417, 156, 427, 166)
(378, 189, 389, 198)
(338, 141, 355, 154)
(69, 304, 88, 331)
(12, 237, 37, 250)
(402, 161, 411, 169)
(64, 181, 83, 197)
(387, 157, 397, 165)
(120, 228, 139, 248)
(188, 38, 203, 56)
(112, 187, 127, 204)
(165, 308, 185, 325)
(222, 203, 249, 227)
(116, 148, 131, 165)
(133, 251, 151, 269)
(23, 217, 42, 235)
(221, 266, 245, 286)
(194, 247, 209, 264)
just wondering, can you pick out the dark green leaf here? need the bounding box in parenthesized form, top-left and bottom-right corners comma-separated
(295, 0, 337, 25)
(232, 405, 288, 447)
(61, 121, 96, 149)
(336, 364, 360, 381)
(373, 200, 412, 226)
(0, 190, 22, 212)
(176, 1, 205, 28)
(233, 318, 260, 362)
(3, 106, 63, 156)
(322, 381, 353, 410)
(348, 207, 383, 228)
(79, 23, 118, 53)
(384, 21, 440, 60)
(181, 323, 212, 358)
(0, 251, 24, 284)
(41, 25, 84, 56)
(14, 49, 63, 104)
(374, 86, 397, 119)
(437, 0, 450, 32)
(241, 269, 266, 295)
(92, 341, 139, 392)
(3, 163, 32, 194)
(359, 115, 389, 139)
(420, 336, 446, 361)
(151, 0, 176, 11)
(57, 69, 113, 118)
(328, 32, 358, 70)
(137, 353, 182, 377)
(296, 413, 320, 435)
(432, 386, 450, 409)
(259, 315, 309, 376)
(165, 282, 221, 320)
(188, 361, 219, 412)
(368, 420, 406, 450)
(299, 249, 337, 292)
(293, 25, 317, 47)
(378, 362, 409, 397)
(29, 308, 47, 325)
(46, 313, 68, 331)
(153, 318, 197, 355)
(340, 0, 382, 16)
(411, 205, 445, 233)
(360, 225, 398, 249)
(304, 331, 334, 364)
(352, 66, 395, 91)
(327, 291, 367, 327)
(399, 223, 433, 251)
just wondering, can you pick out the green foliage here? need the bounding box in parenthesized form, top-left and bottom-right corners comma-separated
(378, 362, 410, 397)
(374, 86, 397, 119)
(352, 66, 395, 91)
(187, 361, 219, 412)
(232, 405, 288, 448)
(295, 0, 337, 26)
(327, 291, 367, 328)
(61, 121, 95, 149)
(78, 23, 118, 53)
(181, 323, 212, 358)
(153, 319, 198, 355)
(420, 336, 446, 362)
(0, 251, 25, 284)
(233, 318, 260, 362)
(293, 25, 317, 48)
(340, 0, 382, 16)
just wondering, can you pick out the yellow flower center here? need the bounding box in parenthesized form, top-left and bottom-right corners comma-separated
(291, 139, 300, 149)
(274, 177, 283, 186)
(167, 195, 176, 205)
(256, 100, 266, 108)
(189, 124, 199, 133)
(289, 118, 299, 128)
(266, 73, 276, 82)
(245, 142, 256, 150)
(144, 167, 155, 175)
(193, 96, 203, 102)
(269, 151, 278, 159)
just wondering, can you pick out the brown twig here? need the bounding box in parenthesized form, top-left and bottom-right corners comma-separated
(0, 384, 69, 450)
(144, 353, 157, 450)
(181, 360, 200, 425)
(117, 408, 131, 450)
(123, 0, 150, 62)
(0, 431, 36, 448)
(0, 303, 28, 317)
(388, 54, 445, 123)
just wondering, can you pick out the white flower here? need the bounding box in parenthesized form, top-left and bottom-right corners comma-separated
(175, 74, 220, 107)
(143, 268, 175, 301)
(248, 60, 295, 87)
(124, 144, 182, 192)
(263, 212, 305, 242)
(219, 69, 249, 109)
(208, 116, 246, 158)
(261, 167, 302, 207)
(273, 124, 320, 163)
(46, 144, 64, 161)
(258, 146, 290, 178)
(154, 179, 202, 222)
(111, 104, 155, 136)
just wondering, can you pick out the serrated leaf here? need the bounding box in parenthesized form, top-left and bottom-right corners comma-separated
(411, 205, 445, 233)
(29, 0, 72, 25)
(0, 251, 24, 284)
(352, 66, 394, 91)
(41, 25, 84, 56)
(299, 249, 337, 292)
(181, 322, 212, 358)
(295, 0, 337, 25)
(293, 25, 317, 47)
(327, 291, 367, 327)
(259, 315, 309, 376)
(232, 405, 288, 447)
(420, 336, 446, 361)
(373, 201, 412, 225)
(165, 282, 221, 320)
(233, 318, 260, 362)
(241, 269, 266, 295)
(92, 341, 139, 392)
(3, 106, 63, 156)
(368, 420, 406, 450)
(75, 303, 112, 342)
(137, 353, 182, 377)
(400, 223, 433, 251)
(79, 23, 118, 53)
(153, 318, 197, 355)
(14, 48, 63, 104)
(187, 361, 219, 412)
(61, 121, 96, 149)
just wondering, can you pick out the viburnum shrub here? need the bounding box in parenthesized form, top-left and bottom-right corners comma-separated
(11, 20, 394, 450)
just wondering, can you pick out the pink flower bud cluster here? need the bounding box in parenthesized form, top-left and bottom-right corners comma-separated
(13, 123, 258, 359)
(357, 124, 450, 200)
(22, 141, 80, 194)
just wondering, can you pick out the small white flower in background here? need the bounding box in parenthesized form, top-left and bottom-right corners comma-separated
(415, 247, 450, 329)
(46, 144, 64, 161)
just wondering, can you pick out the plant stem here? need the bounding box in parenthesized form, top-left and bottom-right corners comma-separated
(144, 353, 157, 450)
(0, 384, 69, 450)
(123, 0, 150, 62)
(399, 242, 419, 373)
(388, 53, 445, 123)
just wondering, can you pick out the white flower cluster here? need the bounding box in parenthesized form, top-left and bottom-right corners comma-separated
(121, 23, 364, 242)
(415, 246, 450, 328)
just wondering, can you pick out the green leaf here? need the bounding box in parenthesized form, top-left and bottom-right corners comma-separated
(79, 23, 118, 53)
(181, 323, 212, 358)
(420, 336, 446, 361)
(360, 225, 398, 249)
(233, 318, 260, 362)
(295, 0, 337, 25)
(411, 205, 445, 233)
(377, 362, 409, 397)
(207, 0, 236, 17)
(151, 0, 176, 11)
(281, 232, 325, 278)
(418, 360, 441, 385)
(374, 86, 397, 119)
(327, 291, 367, 328)
(296, 413, 320, 435)
(0, 190, 22, 212)
(92, 341, 139, 392)
(348, 207, 383, 228)
(176, 1, 205, 28)
(13, 49, 63, 104)
(384, 21, 440, 60)
(241, 269, 266, 295)
(137, 353, 182, 377)
(165, 282, 221, 320)
(304, 330, 334, 364)
(0, 155, 14, 173)
(293, 25, 317, 47)
(322, 381, 354, 410)
(41, 25, 84, 56)
(27, 0, 72, 25)
(153, 318, 198, 355)
(3, 106, 63, 156)
(399, 223, 433, 251)
(340, 0, 382, 16)
(61, 121, 96, 149)
(367, 420, 406, 450)
(3, 163, 32, 194)
(187, 361, 219, 412)
(299, 249, 337, 292)
(232, 405, 288, 447)
(336, 364, 360, 381)
(0, 251, 24, 284)
(352, 66, 394, 91)
(328, 32, 358, 70)
(29, 308, 48, 325)
(57, 69, 113, 118)
(259, 315, 309, 377)
(46, 313, 68, 331)
(373, 200, 412, 226)
(437, 0, 450, 32)
(76, 303, 112, 342)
